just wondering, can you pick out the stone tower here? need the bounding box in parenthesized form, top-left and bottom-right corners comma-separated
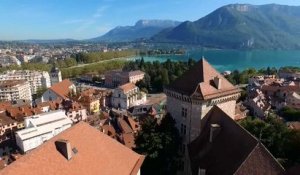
(50, 65, 62, 86)
(164, 58, 241, 174)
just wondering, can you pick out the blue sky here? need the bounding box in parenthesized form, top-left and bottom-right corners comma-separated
(1, 0, 300, 40)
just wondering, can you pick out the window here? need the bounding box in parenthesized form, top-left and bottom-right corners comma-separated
(181, 107, 187, 118)
(178, 160, 184, 171)
(181, 124, 186, 135)
(180, 144, 186, 154)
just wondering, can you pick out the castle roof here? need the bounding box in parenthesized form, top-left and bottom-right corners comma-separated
(166, 58, 240, 100)
(188, 106, 285, 175)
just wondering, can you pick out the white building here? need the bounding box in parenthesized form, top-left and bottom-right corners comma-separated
(15, 110, 72, 153)
(111, 83, 147, 109)
(164, 58, 241, 174)
(50, 66, 62, 86)
(0, 70, 51, 94)
(0, 80, 32, 102)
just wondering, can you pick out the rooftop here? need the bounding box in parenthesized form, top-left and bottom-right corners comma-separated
(16, 110, 72, 141)
(118, 83, 137, 93)
(1, 122, 145, 175)
(0, 80, 27, 88)
(188, 106, 284, 175)
(166, 58, 240, 100)
(49, 79, 74, 99)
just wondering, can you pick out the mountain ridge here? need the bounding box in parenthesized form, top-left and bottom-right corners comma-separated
(152, 4, 300, 49)
(90, 19, 181, 42)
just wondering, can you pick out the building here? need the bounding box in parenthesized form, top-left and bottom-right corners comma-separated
(0, 112, 19, 143)
(111, 83, 147, 109)
(0, 70, 51, 94)
(164, 58, 241, 174)
(188, 106, 285, 175)
(73, 88, 101, 114)
(0, 80, 32, 102)
(105, 70, 145, 88)
(50, 65, 62, 86)
(1, 122, 145, 175)
(15, 110, 72, 153)
(279, 68, 300, 79)
(245, 89, 271, 118)
(41, 79, 76, 102)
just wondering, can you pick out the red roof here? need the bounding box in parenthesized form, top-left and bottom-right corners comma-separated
(119, 83, 137, 93)
(1, 122, 145, 175)
(50, 79, 74, 99)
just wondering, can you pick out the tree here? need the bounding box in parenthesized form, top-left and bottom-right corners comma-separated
(239, 116, 300, 168)
(135, 113, 181, 175)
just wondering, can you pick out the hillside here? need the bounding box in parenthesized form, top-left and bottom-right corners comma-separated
(91, 20, 181, 42)
(152, 4, 300, 49)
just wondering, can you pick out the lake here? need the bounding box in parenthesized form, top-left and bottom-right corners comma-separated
(131, 49, 300, 72)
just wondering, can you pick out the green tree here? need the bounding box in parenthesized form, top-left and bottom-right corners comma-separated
(239, 116, 300, 168)
(135, 113, 181, 175)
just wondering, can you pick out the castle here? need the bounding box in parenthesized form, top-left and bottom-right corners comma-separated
(164, 58, 241, 174)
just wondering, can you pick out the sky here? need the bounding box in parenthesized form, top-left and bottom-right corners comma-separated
(1, 0, 300, 40)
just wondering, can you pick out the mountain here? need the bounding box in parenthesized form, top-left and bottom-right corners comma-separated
(152, 4, 300, 49)
(91, 20, 181, 42)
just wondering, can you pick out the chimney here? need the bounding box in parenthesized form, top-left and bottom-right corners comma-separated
(213, 76, 222, 90)
(209, 124, 221, 143)
(55, 140, 72, 160)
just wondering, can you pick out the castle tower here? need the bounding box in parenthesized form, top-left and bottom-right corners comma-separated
(164, 58, 241, 174)
(50, 65, 62, 86)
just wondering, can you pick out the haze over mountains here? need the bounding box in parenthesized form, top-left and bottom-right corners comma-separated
(91, 20, 181, 42)
(6, 4, 300, 49)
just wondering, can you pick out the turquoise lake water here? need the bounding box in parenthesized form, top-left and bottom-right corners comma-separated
(132, 49, 300, 72)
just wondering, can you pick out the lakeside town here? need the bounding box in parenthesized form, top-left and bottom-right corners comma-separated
(2, 1, 300, 175)
(0, 42, 299, 174)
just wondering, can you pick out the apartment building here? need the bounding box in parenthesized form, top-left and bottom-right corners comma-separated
(0, 70, 51, 94)
(0, 80, 32, 102)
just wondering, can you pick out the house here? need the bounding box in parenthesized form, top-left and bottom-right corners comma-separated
(15, 110, 72, 153)
(0, 112, 18, 143)
(1, 122, 145, 175)
(245, 89, 271, 118)
(73, 88, 101, 114)
(41, 79, 76, 102)
(111, 83, 147, 109)
(164, 58, 241, 174)
(188, 106, 285, 175)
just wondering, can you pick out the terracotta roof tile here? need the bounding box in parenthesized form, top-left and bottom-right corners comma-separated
(0, 122, 144, 175)
(118, 83, 137, 93)
(50, 79, 74, 99)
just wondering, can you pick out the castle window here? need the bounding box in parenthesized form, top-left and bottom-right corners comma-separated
(181, 107, 187, 118)
(181, 124, 186, 135)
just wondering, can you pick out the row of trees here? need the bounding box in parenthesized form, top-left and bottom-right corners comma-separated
(239, 115, 300, 168)
(74, 50, 136, 64)
(61, 60, 126, 78)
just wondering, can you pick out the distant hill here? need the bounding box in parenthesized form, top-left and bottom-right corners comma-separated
(91, 20, 181, 42)
(152, 4, 300, 49)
